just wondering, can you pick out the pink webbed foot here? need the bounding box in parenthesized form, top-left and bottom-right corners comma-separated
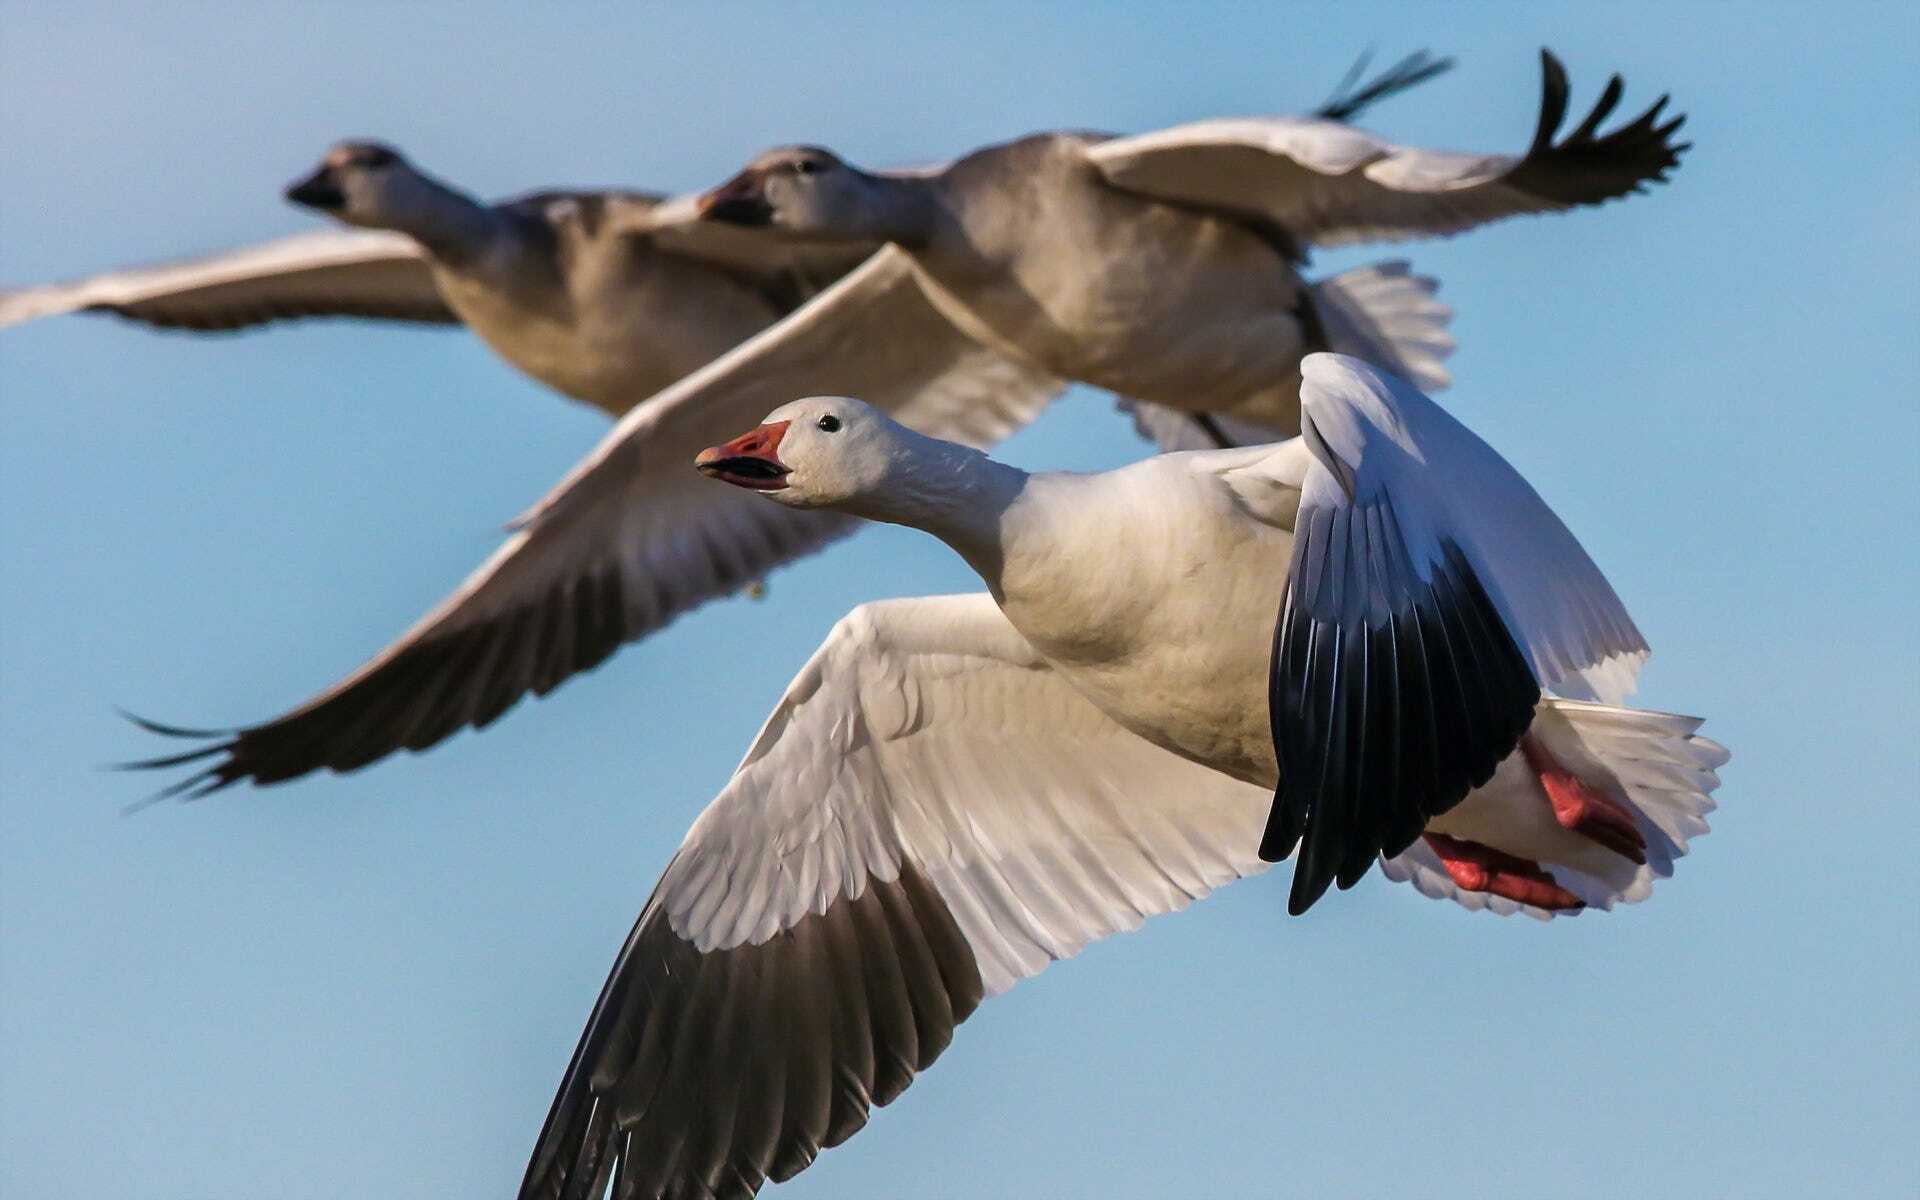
(1423, 833, 1585, 912)
(1521, 735, 1648, 864)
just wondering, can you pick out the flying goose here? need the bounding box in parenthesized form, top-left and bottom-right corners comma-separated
(1, 141, 875, 418)
(2, 53, 1460, 425)
(515, 355, 1726, 1198)
(695, 49, 1684, 445)
(127, 55, 1484, 795)
(692, 353, 1659, 909)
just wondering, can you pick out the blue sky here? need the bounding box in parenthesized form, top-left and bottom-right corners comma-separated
(3, 3, 1916, 1197)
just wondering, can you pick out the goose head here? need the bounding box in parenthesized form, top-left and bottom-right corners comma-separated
(697, 147, 924, 243)
(695, 397, 917, 512)
(284, 141, 447, 231)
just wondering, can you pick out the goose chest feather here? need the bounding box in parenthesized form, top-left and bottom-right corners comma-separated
(985, 454, 1299, 788)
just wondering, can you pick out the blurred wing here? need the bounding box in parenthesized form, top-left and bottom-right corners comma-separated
(134, 247, 1064, 796)
(1244, 355, 1647, 914)
(0, 228, 455, 330)
(1089, 51, 1686, 248)
(519, 594, 1273, 1200)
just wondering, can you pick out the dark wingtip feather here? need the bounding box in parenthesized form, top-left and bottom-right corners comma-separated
(112, 706, 249, 811)
(118, 766, 236, 815)
(115, 706, 232, 740)
(1511, 53, 1691, 207)
(108, 742, 227, 773)
(1271, 525, 1540, 916)
(1315, 48, 1456, 123)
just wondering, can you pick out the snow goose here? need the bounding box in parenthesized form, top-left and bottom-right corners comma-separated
(515, 356, 1726, 1197)
(124, 55, 1472, 795)
(694, 49, 1685, 447)
(691, 353, 1668, 910)
(1, 141, 875, 418)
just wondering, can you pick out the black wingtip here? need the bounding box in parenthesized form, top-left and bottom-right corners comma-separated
(1269, 523, 1540, 917)
(1532, 49, 1574, 150)
(1315, 48, 1456, 123)
(118, 766, 235, 816)
(108, 742, 226, 773)
(114, 705, 233, 740)
(1257, 809, 1299, 865)
(1512, 51, 1690, 207)
(113, 705, 245, 811)
(1286, 862, 1335, 916)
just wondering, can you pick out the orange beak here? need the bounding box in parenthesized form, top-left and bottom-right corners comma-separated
(695, 420, 792, 490)
(697, 169, 774, 225)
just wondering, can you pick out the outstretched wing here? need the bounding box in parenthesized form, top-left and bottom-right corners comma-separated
(0, 229, 455, 330)
(1242, 354, 1647, 914)
(1088, 50, 1687, 248)
(132, 247, 1063, 797)
(519, 594, 1274, 1200)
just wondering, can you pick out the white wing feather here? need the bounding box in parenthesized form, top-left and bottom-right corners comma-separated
(1296, 352, 1647, 701)
(1088, 53, 1686, 249)
(664, 594, 1272, 991)
(0, 228, 452, 329)
(139, 248, 1063, 796)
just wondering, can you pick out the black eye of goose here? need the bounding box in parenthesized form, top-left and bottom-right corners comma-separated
(816, 414, 841, 432)
(792, 158, 819, 176)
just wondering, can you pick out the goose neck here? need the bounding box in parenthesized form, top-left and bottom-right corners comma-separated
(863, 172, 942, 247)
(854, 444, 1028, 579)
(401, 177, 501, 264)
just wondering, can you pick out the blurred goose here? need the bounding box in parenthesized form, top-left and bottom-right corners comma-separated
(697, 49, 1684, 446)
(515, 354, 1727, 1198)
(129, 54, 1482, 794)
(0, 141, 875, 417)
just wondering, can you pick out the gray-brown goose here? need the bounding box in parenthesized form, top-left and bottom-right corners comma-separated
(1, 141, 873, 418)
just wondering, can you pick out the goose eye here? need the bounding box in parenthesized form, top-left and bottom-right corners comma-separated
(793, 159, 818, 177)
(816, 414, 841, 433)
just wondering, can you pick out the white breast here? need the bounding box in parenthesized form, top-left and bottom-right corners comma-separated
(991, 455, 1294, 787)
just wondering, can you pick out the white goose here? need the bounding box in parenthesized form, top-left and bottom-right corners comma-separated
(516, 354, 1727, 1199)
(696, 49, 1683, 446)
(132, 53, 1684, 796)
(0, 141, 878, 418)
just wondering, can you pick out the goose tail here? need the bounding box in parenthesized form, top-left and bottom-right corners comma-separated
(1382, 699, 1729, 919)
(1119, 263, 1453, 453)
(1309, 260, 1455, 394)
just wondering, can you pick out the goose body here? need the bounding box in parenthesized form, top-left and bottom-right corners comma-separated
(910, 133, 1328, 428)
(2, 143, 871, 418)
(418, 193, 813, 413)
(514, 355, 1726, 1198)
(700, 50, 1685, 435)
(708, 355, 1646, 823)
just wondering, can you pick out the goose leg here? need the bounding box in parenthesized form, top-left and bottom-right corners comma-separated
(1422, 833, 1586, 911)
(1520, 734, 1648, 863)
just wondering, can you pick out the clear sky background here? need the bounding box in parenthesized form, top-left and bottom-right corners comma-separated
(3, 3, 1915, 1197)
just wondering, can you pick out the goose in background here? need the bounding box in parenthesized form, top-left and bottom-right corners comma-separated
(0, 142, 875, 418)
(515, 354, 1727, 1198)
(696, 48, 1685, 448)
(2, 51, 1460, 426)
(126, 54, 1480, 794)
